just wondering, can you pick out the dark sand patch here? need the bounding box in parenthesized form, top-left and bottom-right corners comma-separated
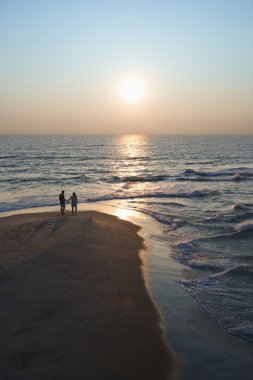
(0, 211, 176, 380)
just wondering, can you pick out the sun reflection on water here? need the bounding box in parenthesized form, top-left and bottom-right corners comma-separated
(113, 135, 148, 180)
(117, 135, 148, 158)
(108, 135, 151, 204)
(114, 208, 134, 220)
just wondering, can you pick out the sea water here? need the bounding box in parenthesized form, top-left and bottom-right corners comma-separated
(1, 134, 253, 342)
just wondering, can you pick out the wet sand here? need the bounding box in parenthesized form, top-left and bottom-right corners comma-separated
(0, 211, 176, 380)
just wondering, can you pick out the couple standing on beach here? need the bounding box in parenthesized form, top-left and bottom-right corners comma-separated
(59, 190, 78, 216)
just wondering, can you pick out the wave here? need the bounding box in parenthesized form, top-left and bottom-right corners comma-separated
(228, 324, 253, 341)
(192, 220, 253, 242)
(181, 264, 253, 284)
(174, 241, 196, 255)
(107, 169, 253, 184)
(188, 259, 223, 271)
(183, 168, 253, 183)
(118, 155, 150, 160)
(133, 207, 175, 227)
(79, 156, 110, 160)
(184, 167, 253, 177)
(87, 189, 215, 203)
(179, 264, 253, 342)
(0, 163, 22, 168)
(110, 204, 176, 227)
(0, 200, 57, 212)
(235, 220, 253, 233)
(147, 234, 170, 243)
(212, 264, 253, 278)
(4, 177, 52, 184)
(232, 203, 253, 211)
(131, 200, 186, 207)
(1, 173, 94, 185)
(68, 174, 90, 181)
(203, 206, 253, 225)
(111, 175, 167, 183)
(230, 173, 246, 181)
(0, 155, 17, 159)
(172, 241, 226, 271)
(171, 241, 197, 265)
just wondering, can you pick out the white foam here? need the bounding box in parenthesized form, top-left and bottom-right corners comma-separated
(179, 263, 253, 342)
(175, 241, 196, 255)
(181, 264, 252, 284)
(189, 259, 222, 271)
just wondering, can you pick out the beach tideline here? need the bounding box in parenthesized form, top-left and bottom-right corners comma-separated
(0, 211, 176, 380)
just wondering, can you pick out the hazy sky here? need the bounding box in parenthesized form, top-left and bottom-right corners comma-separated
(1, 0, 253, 134)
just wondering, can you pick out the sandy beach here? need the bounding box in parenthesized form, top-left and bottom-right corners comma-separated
(0, 211, 176, 380)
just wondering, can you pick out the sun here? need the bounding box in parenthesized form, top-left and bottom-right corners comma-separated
(120, 78, 145, 103)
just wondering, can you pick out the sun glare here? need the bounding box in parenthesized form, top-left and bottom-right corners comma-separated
(120, 78, 145, 103)
(115, 208, 133, 220)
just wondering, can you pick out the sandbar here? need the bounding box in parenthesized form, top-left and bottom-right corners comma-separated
(0, 211, 176, 380)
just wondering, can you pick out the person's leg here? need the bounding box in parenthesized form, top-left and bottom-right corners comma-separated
(71, 205, 74, 215)
(74, 205, 77, 215)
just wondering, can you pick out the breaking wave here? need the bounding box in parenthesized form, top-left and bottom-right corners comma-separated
(87, 188, 215, 202)
(179, 264, 253, 342)
(184, 168, 253, 178)
(235, 220, 253, 233)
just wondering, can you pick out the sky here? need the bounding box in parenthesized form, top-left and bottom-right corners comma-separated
(0, 0, 253, 135)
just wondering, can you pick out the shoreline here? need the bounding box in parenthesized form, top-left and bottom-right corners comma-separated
(1, 205, 253, 379)
(0, 210, 176, 379)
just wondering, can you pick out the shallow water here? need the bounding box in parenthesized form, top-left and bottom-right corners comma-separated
(1, 134, 253, 342)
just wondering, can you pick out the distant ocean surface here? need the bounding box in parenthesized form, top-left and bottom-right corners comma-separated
(1, 135, 253, 342)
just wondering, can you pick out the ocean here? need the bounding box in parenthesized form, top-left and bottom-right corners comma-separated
(1, 134, 253, 343)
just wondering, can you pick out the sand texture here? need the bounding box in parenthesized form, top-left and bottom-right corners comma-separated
(0, 211, 176, 380)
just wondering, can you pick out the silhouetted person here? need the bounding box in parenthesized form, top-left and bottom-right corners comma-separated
(68, 192, 78, 215)
(59, 190, 66, 215)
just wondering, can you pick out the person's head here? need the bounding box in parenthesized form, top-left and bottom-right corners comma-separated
(62, 190, 64, 194)
(73, 192, 76, 196)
